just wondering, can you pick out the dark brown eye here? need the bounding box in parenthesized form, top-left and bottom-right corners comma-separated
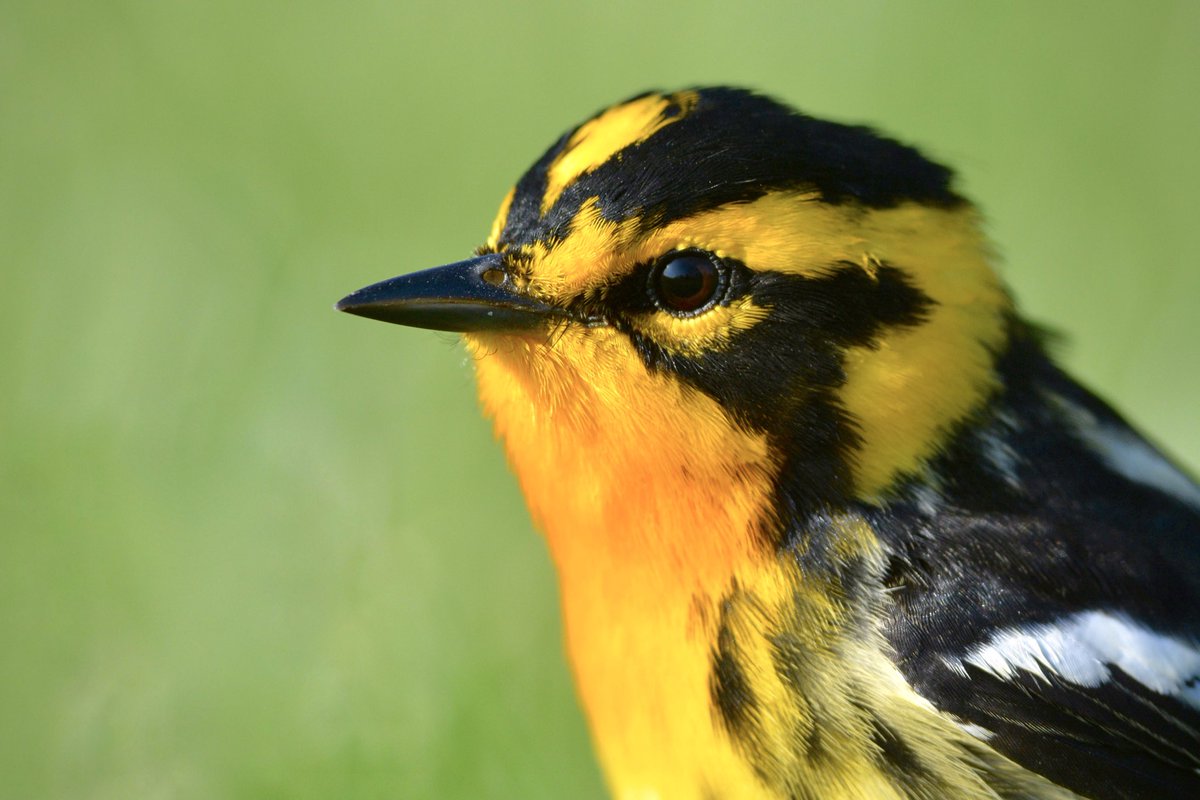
(650, 252, 722, 314)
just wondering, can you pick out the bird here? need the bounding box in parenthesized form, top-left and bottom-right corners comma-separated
(336, 88, 1200, 799)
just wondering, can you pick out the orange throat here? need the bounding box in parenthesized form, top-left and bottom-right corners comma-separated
(466, 327, 781, 796)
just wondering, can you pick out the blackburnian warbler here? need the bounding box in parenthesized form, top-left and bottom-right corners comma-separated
(337, 88, 1200, 800)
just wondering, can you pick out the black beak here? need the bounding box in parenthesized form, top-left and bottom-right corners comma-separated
(335, 252, 564, 332)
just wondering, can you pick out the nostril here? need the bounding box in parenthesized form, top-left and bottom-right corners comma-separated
(481, 267, 507, 287)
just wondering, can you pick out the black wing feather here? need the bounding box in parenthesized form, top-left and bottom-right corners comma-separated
(868, 337, 1200, 799)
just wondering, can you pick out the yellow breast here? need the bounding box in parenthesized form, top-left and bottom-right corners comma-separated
(464, 323, 1076, 800)
(467, 324, 785, 797)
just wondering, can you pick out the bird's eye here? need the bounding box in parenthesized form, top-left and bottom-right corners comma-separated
(649, 251, 723, 315)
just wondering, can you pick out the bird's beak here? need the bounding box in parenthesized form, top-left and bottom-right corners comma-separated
(334, 252, 564, 332)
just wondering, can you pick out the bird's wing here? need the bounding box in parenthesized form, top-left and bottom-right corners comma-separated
(877, 505, 1200, 798)
(908, 603, 1200, 798)
(873, 501, 1200, 796)
(871, 363, 1200, 798)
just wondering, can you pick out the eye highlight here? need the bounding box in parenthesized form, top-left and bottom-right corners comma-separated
(649, 250, 726, 315)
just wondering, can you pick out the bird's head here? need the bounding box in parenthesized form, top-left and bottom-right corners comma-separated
(339, 88, 1014, 546)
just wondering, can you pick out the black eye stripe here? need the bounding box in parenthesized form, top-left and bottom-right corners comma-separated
(575, 251, 746, 321)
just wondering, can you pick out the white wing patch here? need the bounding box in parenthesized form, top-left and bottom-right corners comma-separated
(1047, 391, 1200, 511)
(944, 610, 1200, 709)
(955, 721, 996, 741)
(1084, 423, 1200, 510)
(979, 409, 1023, 489)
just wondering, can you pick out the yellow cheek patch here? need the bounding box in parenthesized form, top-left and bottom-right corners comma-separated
(541, 91, 699, 214)
(629, 295, 771, 357)
(839, 205, 1010, 497)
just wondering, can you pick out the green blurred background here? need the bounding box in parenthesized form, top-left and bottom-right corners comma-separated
(3, 2, 1197, 798)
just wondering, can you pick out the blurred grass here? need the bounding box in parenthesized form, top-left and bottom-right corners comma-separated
(1, 1, 1197, 798)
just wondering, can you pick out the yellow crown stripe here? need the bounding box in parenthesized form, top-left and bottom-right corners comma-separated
(484, 187, 516, 251)
(540, 91, 698, 215)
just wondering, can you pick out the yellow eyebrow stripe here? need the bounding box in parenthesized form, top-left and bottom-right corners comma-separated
(540, 91, 698, 214)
